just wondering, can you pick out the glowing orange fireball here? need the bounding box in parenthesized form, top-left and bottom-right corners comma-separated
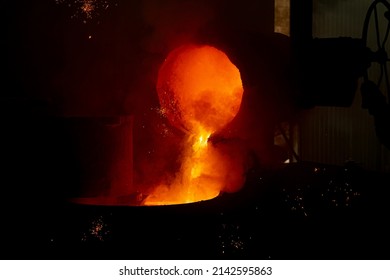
(157, 44, 244, 134)
(144, 44, 244, 206)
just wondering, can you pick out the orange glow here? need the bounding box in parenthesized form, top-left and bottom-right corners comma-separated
(156, 44, 243, 134)
(144, 44, 244, 205)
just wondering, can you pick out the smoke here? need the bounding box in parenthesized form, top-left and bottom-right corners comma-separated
(129, 1, 293, 204)
(208, 137, 253, 193)
(12, 0, 287, 204)
(140, 0, 216, 54)
(142, 129, 253, 205)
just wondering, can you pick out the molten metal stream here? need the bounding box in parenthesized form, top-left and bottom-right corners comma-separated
(144, 44, 244, 206)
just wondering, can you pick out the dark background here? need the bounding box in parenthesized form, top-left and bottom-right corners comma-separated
(1, 0, 390, 260)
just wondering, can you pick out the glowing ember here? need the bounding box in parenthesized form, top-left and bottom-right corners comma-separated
(55, 0, 114, 22)
(144, 44, 244, 205)
(81, 0, 95, 19)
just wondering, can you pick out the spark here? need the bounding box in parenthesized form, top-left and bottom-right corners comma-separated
(55, 0, 116, 22)
(157, 107, 167, 117)
(81, 0, 95, 19)
(81, 216, 109, 242)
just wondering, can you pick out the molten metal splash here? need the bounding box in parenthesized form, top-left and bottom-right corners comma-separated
(144, 130, 218, 205)
(144, 44, 244, 205)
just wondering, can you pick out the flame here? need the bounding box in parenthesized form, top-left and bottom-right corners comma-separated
(144, 44, 244, 205)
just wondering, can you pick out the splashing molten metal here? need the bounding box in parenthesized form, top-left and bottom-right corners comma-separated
(144, 44, 244, 205)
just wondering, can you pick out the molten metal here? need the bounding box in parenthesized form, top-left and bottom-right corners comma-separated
(144, 44, 244, 205)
